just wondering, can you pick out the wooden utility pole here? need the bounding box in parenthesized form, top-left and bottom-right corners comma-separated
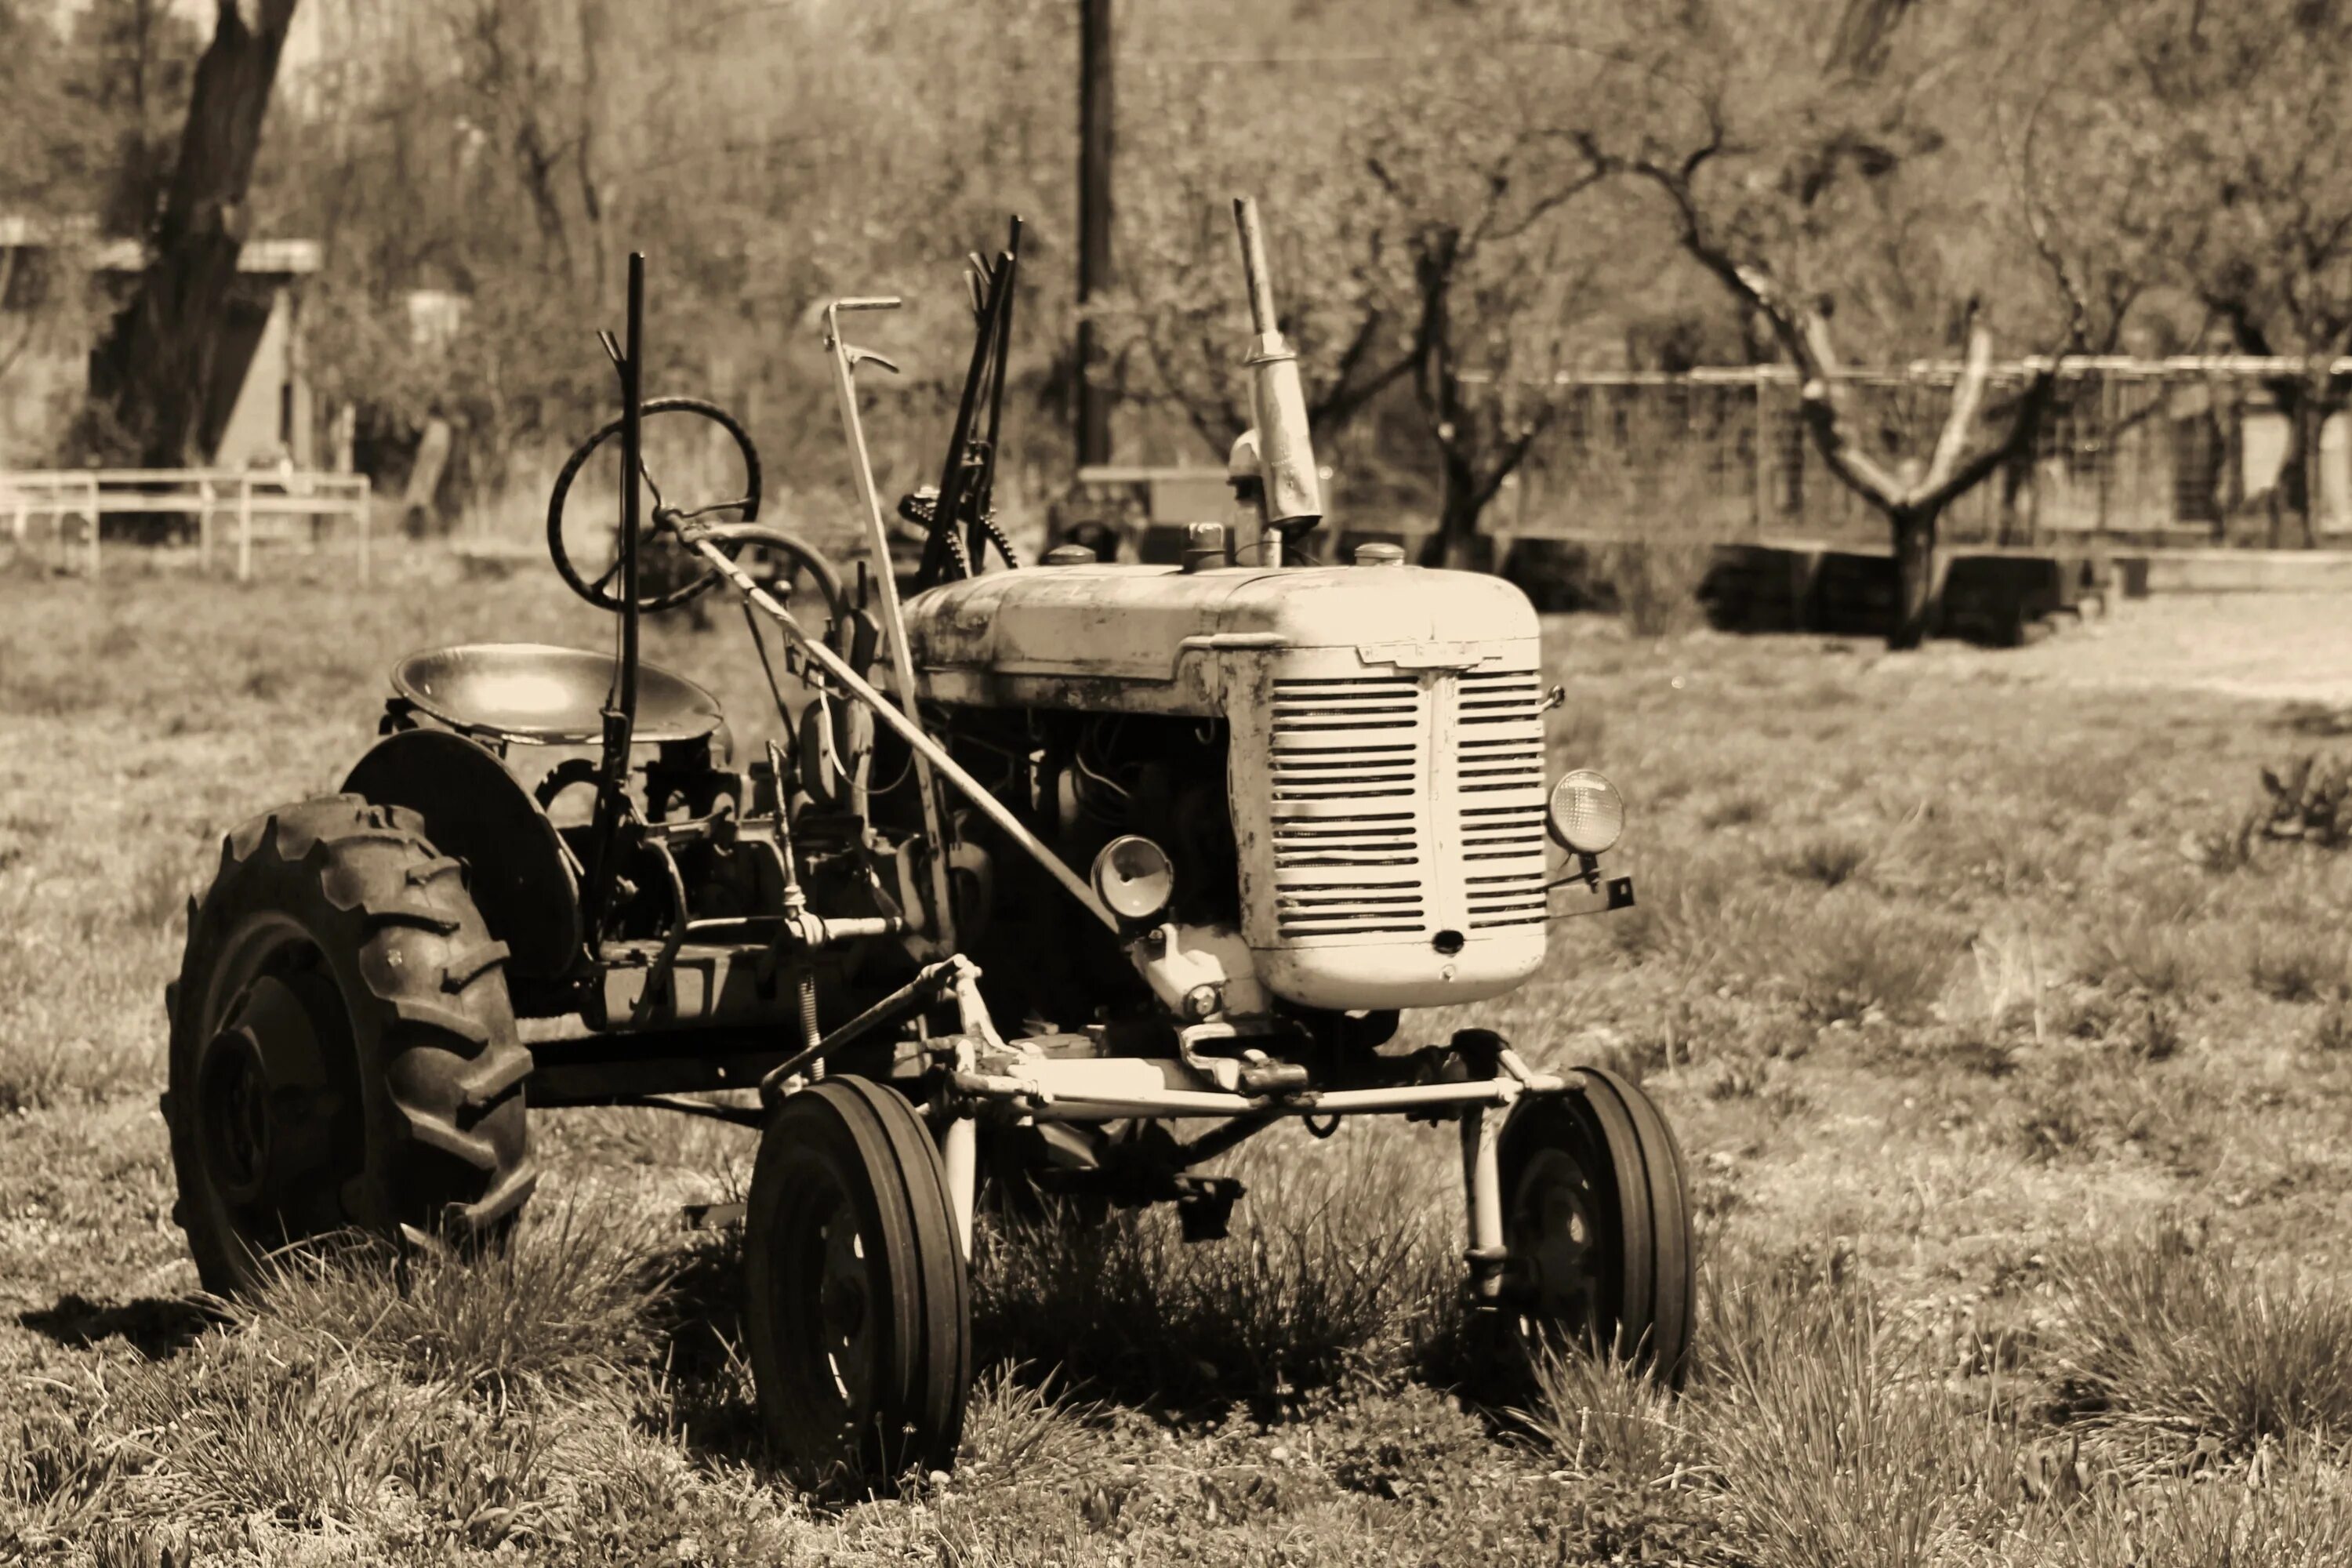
(1076, 0, 1114, 465)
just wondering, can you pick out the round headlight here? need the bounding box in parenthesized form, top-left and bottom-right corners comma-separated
(1091, 834, 1174, 922)
(1546, 770, 1624, 855)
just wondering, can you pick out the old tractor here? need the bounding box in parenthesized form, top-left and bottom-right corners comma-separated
(164, 201, 1692, 1485)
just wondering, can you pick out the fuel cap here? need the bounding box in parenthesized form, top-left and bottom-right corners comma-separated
(1353, 542, 1406, 567)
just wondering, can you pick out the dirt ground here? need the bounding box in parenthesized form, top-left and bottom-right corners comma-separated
(1922, 591, 2352, 706)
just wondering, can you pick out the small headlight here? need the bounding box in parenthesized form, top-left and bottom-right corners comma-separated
(1091, 834, 1174, 922)
(1546, 770, 1624, 855)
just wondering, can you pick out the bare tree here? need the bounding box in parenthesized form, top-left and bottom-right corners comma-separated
(1566, 0, 2078, 647)
(1095, 85, 1425, 461)
(1099, 43, 1609, 565)
(1364, 119, 1609, 568)
(2027, 0, 2352, 544)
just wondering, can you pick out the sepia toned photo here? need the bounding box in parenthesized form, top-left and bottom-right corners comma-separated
(4, 1, 2350, 1562)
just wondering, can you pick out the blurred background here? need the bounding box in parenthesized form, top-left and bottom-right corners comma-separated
(5, 0, 2352, 574)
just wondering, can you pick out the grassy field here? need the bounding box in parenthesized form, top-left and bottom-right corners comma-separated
(5, 546, 2352, 1565)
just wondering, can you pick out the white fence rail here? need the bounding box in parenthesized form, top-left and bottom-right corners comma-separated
(1, 470, 373, 583)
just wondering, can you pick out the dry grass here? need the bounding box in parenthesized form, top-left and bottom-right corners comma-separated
(5, 555, 2352, 1563)
(2049, 1225, 2352, 1457)
(226, 1195, 675, 1404)
(1690, 1252, 2023, 1568)
(971, 1126, 1456, 1406)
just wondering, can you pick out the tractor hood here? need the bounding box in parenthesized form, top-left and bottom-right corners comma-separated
(899, 561, 1541, 715)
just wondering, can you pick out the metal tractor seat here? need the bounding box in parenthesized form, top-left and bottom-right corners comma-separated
(390, 643, 725, 746)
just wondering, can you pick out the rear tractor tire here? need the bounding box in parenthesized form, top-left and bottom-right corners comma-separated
(1494, 1066, 1695, 1389)
(164, 795, 538, 1295)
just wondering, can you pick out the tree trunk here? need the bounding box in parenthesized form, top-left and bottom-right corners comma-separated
(1888, 504, 1939, 651)
(1419, 447, 1485, 570)
(89, 1, 300, 467)
(2296, 393, 2336, 546)
(2281, 393, 2317, 546)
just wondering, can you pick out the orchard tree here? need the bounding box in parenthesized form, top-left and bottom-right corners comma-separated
(1363, 94, 1610, 569)
(1099, 28, 1612, 567)
(1564, 0, 2081, 648)
(2020, 0, 2352, 543)
(90, 0, 300, 466)
(1094, 82, 1428, 464)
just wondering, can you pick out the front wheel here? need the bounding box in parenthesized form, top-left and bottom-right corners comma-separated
(742, 1079, 970, 1488)
(1497, 1066, 1695, 1388)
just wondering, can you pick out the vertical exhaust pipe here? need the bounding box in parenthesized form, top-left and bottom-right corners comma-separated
(1232, 198, 1323, 561)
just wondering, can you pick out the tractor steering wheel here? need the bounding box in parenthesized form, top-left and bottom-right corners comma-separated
(546, 396, 764, 613)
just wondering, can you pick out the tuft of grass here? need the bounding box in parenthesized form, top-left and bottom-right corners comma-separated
(229, 1195, 671, 1405)
(1526, 1341, 1697, 1486)
(2186, 805, 2264, 874)
(1693, 1247, 2021, 1568)
(1777, 829, 1873, 888)
(2314, 1000, 2352, 1054)
(1786, 894, 1955, 1025)
(106, 1329, 451, 1527)
(2, 1384, 125, 1549)
(2077, 895, 2223, 1000)
(2248, 928, 2350, 1004)
(971, 1131, 1453, 1406)
(2002, 1053, 2211, 1172)
(1606, 850, 1784, 982)
(958, 1363, 1100, 1476)
(2018, 1437, 2352, 1566)
(2049, 1225, 2352, 1457)
(1699, 789, 1770, 830)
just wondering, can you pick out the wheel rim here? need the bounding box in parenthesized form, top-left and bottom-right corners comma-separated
(197, 1022, 272, 1206)
(771, 1170, 881, 1458)
(187, 929, 350, 1259)
(1507, 1145, 1607, 1350)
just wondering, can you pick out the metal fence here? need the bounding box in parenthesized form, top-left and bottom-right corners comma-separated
(1497, 359, 2352, 552)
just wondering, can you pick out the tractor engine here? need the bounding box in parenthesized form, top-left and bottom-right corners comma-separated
(902, 548, 1553, 1022)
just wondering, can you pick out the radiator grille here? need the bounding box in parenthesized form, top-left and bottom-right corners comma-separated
(1454, 668, 1549, 930)
(1269, 675, 1428, 937)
